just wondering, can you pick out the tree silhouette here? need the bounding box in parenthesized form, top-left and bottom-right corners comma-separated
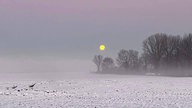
(117, 49, 139, 70)
(143, 33, 167, 69)
(102, 57, 115, 72)
(93, 55, 103, 72)
(180, 34, 192, 67)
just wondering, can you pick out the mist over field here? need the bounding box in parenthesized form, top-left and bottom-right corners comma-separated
(0, 56, 97, 82)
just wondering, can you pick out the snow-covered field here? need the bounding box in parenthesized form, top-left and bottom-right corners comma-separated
(1, 73, 192, 108)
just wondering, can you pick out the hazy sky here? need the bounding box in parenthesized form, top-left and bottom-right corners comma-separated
(0, 0, 192, 72)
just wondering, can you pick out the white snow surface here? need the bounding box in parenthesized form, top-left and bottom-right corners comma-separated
(1, 73, 192, 108)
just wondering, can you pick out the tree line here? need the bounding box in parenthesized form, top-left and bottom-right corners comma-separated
(93, 33, 192, 76)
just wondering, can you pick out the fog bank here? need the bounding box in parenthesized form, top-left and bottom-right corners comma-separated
(0, 57, 94, 73)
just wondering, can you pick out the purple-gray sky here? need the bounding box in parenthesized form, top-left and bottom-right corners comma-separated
(0, 0, 192, 72)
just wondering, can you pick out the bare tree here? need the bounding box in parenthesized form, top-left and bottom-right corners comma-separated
(116, 49, 139, 70)
(142, 33, 192, 76)
(102, 57, 115, 72)
(139, 53, 150, 71)
(93, 55, 103, 72)
(180, 34, 192, 67)
(143, 33, 167, 69)
(163, 35, 181, 67)
(128, 50, 139, 70)
(116, 49, 130, 69)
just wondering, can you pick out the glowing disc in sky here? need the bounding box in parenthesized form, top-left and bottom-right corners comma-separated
(99, 44, 106, 51)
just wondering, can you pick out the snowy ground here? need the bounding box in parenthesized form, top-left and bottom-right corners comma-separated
(1, 73, 192, 108)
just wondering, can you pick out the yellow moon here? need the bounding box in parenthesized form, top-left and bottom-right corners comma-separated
(99, 45, 106, 51)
